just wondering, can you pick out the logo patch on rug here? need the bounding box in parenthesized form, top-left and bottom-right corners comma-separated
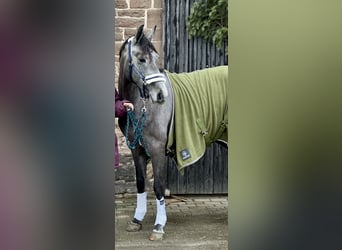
(180, 149, 191, 161)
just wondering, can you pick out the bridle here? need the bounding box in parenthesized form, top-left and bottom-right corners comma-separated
(127, 37, 165, 99)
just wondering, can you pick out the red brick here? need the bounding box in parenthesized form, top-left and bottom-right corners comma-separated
(115, 60, 120, 86)
(115, 0, 128, 9)
(115, 58, 120, 73)
(124, 28, 138, 39)
(146, 9, 162, 29)
(130, 0, 151, 8)
(115, 62, 120, 71)
(115, 17, 145, 28)
(117, 9, 145, 18)
(115, 28, 124, 41)
(154, 0, 163, 8)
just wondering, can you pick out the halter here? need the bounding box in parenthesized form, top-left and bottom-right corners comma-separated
(127, 37, 166, 99)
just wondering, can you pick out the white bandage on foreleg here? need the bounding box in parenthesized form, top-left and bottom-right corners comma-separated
(154, 197, 167, 226)
(134, 192, 147, 221)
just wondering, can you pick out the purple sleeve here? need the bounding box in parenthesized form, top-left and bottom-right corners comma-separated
(115, 89, 128, 118)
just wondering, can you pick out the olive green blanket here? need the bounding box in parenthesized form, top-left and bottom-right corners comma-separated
(166, 66, 228, 171)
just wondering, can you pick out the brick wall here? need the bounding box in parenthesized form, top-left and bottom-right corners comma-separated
(115, 0, 163, 87)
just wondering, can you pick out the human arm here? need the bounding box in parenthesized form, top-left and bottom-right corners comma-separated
(115, 89, 134, 118)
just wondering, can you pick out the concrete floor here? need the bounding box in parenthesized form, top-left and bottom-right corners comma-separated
(115, 194, 228, 249)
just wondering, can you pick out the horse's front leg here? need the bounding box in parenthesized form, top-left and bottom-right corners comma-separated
(149, 143, 167, 241)
(126, 145, 148, 232)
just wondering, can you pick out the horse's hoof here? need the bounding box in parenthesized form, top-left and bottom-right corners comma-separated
(126, 220, 142, 232)
(149, 231, 164, 241)
(149, 224, 165, 241)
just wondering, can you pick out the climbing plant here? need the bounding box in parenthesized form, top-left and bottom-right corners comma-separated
(187, 0, 228, 50)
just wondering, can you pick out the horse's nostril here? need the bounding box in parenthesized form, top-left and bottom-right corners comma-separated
(157, 92, 164, 102)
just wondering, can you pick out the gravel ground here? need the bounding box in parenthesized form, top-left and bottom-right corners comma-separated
(115, 194, 228, 249)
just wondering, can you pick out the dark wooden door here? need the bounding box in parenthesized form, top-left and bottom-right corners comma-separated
(163, 0, 228, 194)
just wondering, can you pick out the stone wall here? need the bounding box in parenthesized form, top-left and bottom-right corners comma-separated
(115, 0, 163, 87)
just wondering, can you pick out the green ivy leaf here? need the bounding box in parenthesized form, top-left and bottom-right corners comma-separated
(187, 0, 228, 51)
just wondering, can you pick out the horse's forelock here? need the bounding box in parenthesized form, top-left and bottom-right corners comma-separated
(138, 35, 157, 55)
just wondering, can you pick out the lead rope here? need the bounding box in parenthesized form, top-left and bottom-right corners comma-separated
(125, 101, 150, 157)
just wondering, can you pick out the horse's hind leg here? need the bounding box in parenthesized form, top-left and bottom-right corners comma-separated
(126, 146, 148, 232)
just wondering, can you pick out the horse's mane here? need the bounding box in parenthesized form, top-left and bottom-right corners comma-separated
(119, 34, 158, 59)
(119, 39, 129, 58)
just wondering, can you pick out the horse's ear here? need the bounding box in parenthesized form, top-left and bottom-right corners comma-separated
(135, 25, 144, 44)
(146, 25, 157, 42)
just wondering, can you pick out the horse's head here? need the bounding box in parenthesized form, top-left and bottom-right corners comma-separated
(119, 25, 168, 103)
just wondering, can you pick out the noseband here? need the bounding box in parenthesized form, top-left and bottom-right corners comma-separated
(127, 37, 165, 99)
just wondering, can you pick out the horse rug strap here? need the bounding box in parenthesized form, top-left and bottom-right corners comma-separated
(166, 66, 228, 172)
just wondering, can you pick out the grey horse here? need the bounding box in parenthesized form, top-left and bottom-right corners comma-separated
(118, 25, 228, 240)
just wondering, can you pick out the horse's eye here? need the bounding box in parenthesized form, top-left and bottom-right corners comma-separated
(139, 58, 146, 63)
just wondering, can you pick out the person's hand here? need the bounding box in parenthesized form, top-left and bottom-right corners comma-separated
(123, 102, 134, 111)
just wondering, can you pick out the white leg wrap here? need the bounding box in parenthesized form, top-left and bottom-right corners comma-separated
(154, 197, 167, 226)
(134, 192, 147, 221)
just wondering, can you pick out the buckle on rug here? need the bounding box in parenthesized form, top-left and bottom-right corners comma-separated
(196, 119, 208, 137)
(200, 130, 208, 136)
